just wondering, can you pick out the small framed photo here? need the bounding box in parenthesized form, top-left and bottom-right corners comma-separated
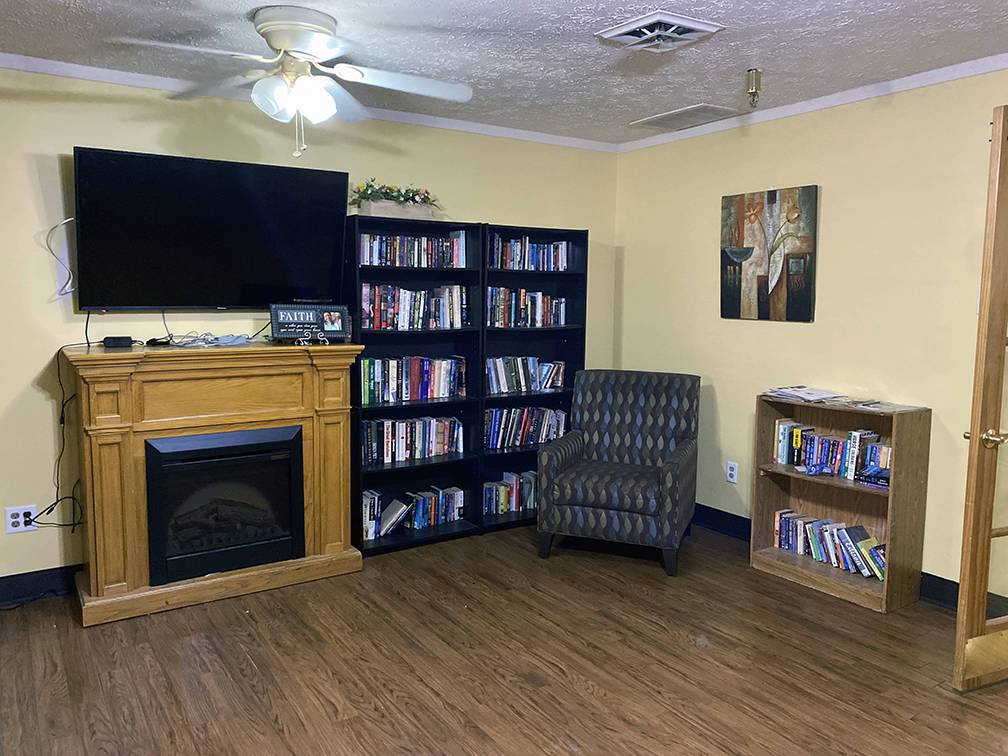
(270, 304, 351, 344)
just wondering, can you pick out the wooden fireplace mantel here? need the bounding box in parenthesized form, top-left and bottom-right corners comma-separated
(63, 342, 364, 626)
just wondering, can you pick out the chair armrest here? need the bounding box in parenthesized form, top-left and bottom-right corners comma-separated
(660, 438, 698, 543)
(538, 430, 585, 513)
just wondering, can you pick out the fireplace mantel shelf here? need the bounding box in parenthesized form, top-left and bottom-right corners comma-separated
(63, 342, 364, 626)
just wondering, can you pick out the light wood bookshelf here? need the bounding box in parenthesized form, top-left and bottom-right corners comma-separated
(750, 394, 931, 613)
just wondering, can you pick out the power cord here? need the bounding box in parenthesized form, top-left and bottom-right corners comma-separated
(45, 217, 75, 297)
(29, 348, 86, 531)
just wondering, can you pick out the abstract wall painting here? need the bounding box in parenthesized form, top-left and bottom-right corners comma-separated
(720, 185, 818, 322)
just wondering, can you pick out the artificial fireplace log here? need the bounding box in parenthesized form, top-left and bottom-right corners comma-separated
(172, 498, 275, 537)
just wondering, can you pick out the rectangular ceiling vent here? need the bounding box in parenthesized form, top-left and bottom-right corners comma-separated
(630, 104, 740, 132)
(595, 10, 724, 53)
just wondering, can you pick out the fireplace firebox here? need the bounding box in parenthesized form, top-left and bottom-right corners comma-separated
(146, 426, 305, 586)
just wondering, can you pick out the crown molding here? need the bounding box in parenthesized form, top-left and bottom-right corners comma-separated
(367, 107, 617, 152)
(615, 52, 1008, 153)
(3, 50, 1008, 155)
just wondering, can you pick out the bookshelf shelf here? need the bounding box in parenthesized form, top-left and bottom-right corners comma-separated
(485, 388, 572, 403)
(486, 325, 583, 333)
(362, 518, 480, 556)
(360, 451, 477, 477)
(359, 326, 480, 337)
(360, 265, 480, 273)
(751, 547, 884, 611)
(345, 215, 588, 556)
(482, 510, 537, 532)
(758, 463, 891, 498)
(484, 444, 543, 458)
(485, 269, 587, 277)
(360, 396, 479, 413)
(751, 393, 931, 613)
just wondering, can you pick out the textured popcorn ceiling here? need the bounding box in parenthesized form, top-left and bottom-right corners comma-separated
(2, 0, 1008, 142)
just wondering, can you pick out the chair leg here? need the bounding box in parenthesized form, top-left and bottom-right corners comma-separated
(662, 547, 678, 577)
(538, 532, 554, 559)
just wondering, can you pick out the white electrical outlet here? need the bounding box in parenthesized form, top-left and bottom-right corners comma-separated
(5, 505, 37, 534)
(726, 461, 738, 484)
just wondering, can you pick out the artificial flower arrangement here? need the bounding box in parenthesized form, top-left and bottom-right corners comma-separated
(349, 178, 440, 208)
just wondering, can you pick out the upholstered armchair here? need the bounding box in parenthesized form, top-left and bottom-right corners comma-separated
(537, 370, 700, 575)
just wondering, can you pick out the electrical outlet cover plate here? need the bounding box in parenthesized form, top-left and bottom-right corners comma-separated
(6, 505, 38, 533)
(726, 461, 738, 484)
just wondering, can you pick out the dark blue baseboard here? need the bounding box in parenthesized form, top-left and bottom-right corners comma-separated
(692, 503, 751, 542)
(0, 564, 81, 609)
(692, 502, 967, 614)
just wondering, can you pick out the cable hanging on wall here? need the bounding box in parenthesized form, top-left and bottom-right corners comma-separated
(45, 217, 76, 296)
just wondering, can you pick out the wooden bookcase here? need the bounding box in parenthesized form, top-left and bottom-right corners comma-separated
(750, 394, 931, 613)
(342, 216, 588, 555)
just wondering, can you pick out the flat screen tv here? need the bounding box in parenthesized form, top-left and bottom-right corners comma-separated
(73, 147, 349, 310)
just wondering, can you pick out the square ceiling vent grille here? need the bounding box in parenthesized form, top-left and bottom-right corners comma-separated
(595, 10, 724, 53)
(630, 104, 740, 132)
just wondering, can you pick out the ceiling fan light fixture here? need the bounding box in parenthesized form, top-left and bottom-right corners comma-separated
(290, 75, 338, 124)
(335, 64, 365, 82)
(251, 74, 295, 122)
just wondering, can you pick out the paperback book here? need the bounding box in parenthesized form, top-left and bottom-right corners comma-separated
(484, 470, 538, 515)
(484, 407, 566, 450)
(360, 355, 466, 405)
(361, 416, 464, 465)
(486, 287, 567, 328)
(485, 356, 564, 395)
(773, 508, 885, 581)
(488, 234, 568, 271)
(361, 283, 468, 331)
(359, 231, 466, 268)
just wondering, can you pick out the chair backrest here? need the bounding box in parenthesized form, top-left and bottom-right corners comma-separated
(571, 369, 700, 466)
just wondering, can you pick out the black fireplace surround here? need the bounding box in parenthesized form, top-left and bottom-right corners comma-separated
(146, 426, 305, 586)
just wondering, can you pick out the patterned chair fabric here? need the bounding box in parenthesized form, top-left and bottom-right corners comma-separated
(538, 370, 700, 555)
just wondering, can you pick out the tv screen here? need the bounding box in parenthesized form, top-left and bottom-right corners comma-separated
(73, 147, 348, 310)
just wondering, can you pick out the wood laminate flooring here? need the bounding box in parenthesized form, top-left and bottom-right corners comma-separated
(2, 526, 1007, 755)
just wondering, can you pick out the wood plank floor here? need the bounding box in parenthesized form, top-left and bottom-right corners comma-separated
(3, 526, 1008, 755)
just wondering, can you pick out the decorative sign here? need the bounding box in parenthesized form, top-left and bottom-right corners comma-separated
(270, 304, 351, 344)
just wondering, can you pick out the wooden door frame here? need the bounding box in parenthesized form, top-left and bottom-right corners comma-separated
(955, 105, 1008, 691)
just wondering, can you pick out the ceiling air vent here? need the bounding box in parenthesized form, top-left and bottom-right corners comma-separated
(595, 10, 724, 53)
(630, 104, 740, 132)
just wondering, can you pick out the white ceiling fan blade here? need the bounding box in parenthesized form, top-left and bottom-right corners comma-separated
(331, 63, 472, 103)
(317, 76, 372, 123)
(111, 37, 279, 63)
(170, 74, 256, 101)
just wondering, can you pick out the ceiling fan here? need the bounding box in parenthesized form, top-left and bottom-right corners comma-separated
(117, 5, 473, 155)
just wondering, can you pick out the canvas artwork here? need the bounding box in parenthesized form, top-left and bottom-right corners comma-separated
(720, 185, 818, 322)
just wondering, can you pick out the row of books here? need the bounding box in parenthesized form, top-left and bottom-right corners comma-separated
(484, 407, 566, 450)
(361, 416, 464, 465)
(488, 234, 569, 271)
(360, 356, 467, 405)
(359, 232, 467, 268)
(361, 283, 468, 331)
(362, 487, 466, 540)
(774, 418, 893, 487)
(486, 357, 565, 395)
(774, 509, 886, 581)
(483, 470, 537, 515)
(486, 287, 567, 328)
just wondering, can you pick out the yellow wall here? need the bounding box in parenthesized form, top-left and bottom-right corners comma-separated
(0, 68, 617, 578)
(6, 61, 1007, 587)
(615, 68, 1008, 586)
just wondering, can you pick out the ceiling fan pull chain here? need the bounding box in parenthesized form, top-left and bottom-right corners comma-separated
(300, 110, 308, 153)
(293, 112, 302, 158)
